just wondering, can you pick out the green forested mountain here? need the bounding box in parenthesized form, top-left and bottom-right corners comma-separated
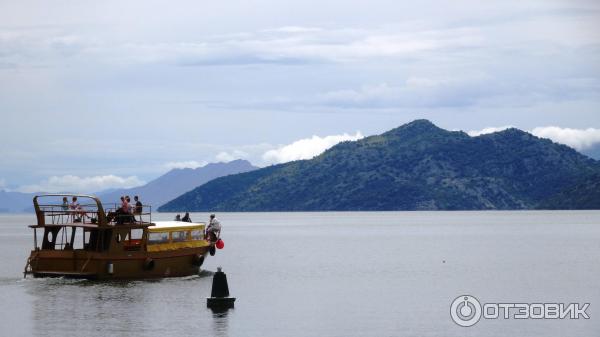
(159, 120, 600, 211)
(537, 173, 600, 209)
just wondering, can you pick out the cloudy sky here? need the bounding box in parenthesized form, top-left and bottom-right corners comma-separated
(1, 0, 599, 192)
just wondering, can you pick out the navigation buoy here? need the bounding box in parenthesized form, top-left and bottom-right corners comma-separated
(207, 266, 235, 309)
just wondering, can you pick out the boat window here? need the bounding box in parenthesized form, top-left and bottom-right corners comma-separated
(148, 232, 169, 244)
(171, 231, 187, 242)
(130, 229, 143, 240)
(191, 229, 203, 240)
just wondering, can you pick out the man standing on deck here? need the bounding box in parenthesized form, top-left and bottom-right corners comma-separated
(206, 214, 221, 242)
(134, 196, 143, 214)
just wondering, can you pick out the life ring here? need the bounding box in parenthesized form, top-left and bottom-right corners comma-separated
(143, 257, 155, 270)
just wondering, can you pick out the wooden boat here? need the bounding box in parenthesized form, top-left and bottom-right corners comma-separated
(23, 194, 215, 280)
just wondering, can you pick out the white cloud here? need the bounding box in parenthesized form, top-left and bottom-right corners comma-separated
(17, 175, 145, 193)
(317, 76, 493, 109)
(0, 25, 483, 68)
(467, 126, 600, 151)
(215, 150, 248, 162)
(164, 161, 208, 170)
(531, 126, 600, 151)
(262, 132, 364, 164)
(466, 126, 514, 137)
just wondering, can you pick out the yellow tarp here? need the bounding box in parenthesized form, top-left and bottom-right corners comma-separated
(147, 240, 210, 252)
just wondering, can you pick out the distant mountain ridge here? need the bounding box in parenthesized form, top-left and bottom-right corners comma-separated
(0, 191, 36, 213)
(159, 120, 600, 211)
(0, 160, 258, 213)
(100, 159, 258, 210)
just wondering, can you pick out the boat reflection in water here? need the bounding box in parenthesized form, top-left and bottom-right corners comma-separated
(23, 194, 215, 280)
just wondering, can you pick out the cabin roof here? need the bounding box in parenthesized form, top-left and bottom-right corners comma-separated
(148, 221, 205, 232)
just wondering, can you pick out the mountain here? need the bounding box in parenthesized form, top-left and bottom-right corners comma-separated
(537, 173, 600, 209)
(159, 120, 600, 211)
(100, 160, 258, 210)
(0, 191, 36, 213)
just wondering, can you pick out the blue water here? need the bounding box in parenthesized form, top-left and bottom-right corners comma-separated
(1, 211, 599, 337)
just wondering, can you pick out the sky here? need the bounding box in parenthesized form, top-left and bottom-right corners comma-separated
(0, 0, 599, 193)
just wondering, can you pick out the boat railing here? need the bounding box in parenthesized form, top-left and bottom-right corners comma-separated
(37, 203, 101, 225)
(103, 203, 152, 225)
(32, 194, 152, 227)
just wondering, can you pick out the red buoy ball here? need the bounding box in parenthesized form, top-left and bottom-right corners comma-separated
(216, 239, 225, 249)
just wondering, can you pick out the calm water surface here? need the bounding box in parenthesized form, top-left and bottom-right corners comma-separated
(1, 211, 599, 337)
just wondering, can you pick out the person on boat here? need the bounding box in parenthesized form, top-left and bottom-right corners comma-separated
(134, 195, 143, 214)
(120, 196, 128, 212)
(61, 197, 69, 211)
(115, 196, 134, 224)
(181, 212, 192, 222)
(70, 196, 86, 222)
(125, 196, 133, 213)
(175, 214, 181, 221)
(205, 214, 221, 242)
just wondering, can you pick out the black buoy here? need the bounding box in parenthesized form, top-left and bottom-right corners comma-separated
(207, 267, 235, 309)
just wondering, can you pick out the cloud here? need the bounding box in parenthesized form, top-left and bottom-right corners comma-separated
(262, 132, 364, 164)
(466, 126, 514, 137)
(215, 150, 248, 162)
(467, 126, 600, 151)
(163, 161, 208, 170)
(530, 126, 600, 150)
(0, 25, 483, 68)
(316, 76, 500, 109)
(17, 175, 145, 193)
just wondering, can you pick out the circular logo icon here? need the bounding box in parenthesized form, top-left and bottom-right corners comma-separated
(450, 295, 482, 327)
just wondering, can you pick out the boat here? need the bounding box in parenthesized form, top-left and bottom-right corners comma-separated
(23, 194, 216, 280)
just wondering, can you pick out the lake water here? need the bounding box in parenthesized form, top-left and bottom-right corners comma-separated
(0, 211, 599, 337)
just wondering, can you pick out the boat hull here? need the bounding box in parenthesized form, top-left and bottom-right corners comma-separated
(27, 247, 209, 280)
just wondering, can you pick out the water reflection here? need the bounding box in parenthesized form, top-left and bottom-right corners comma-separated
(21, 275, 217, 337)
(209, 307, 231, 337)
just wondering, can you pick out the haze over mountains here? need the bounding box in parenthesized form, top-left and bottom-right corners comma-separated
(0, 160, 257, 213)
(0, 191, 36, 213)
(98, 160, 257, 209)
(160, 120, 600, 211)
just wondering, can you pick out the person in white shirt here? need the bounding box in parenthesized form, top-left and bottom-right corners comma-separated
(205, 214, 221, 242)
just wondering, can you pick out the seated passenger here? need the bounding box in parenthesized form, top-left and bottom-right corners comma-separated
(121, 196, 129, 213)
(125, 196, 133, 213)
(115, 196, 135, 224)
(70, 196, 87, 222)
(61, 197, 69, 211)
(181, 212, 192, 222)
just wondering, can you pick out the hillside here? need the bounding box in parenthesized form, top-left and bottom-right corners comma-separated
(100, 159, 257, 210)
(537, 173, 600, 209)
(159, 120, 600, 211)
